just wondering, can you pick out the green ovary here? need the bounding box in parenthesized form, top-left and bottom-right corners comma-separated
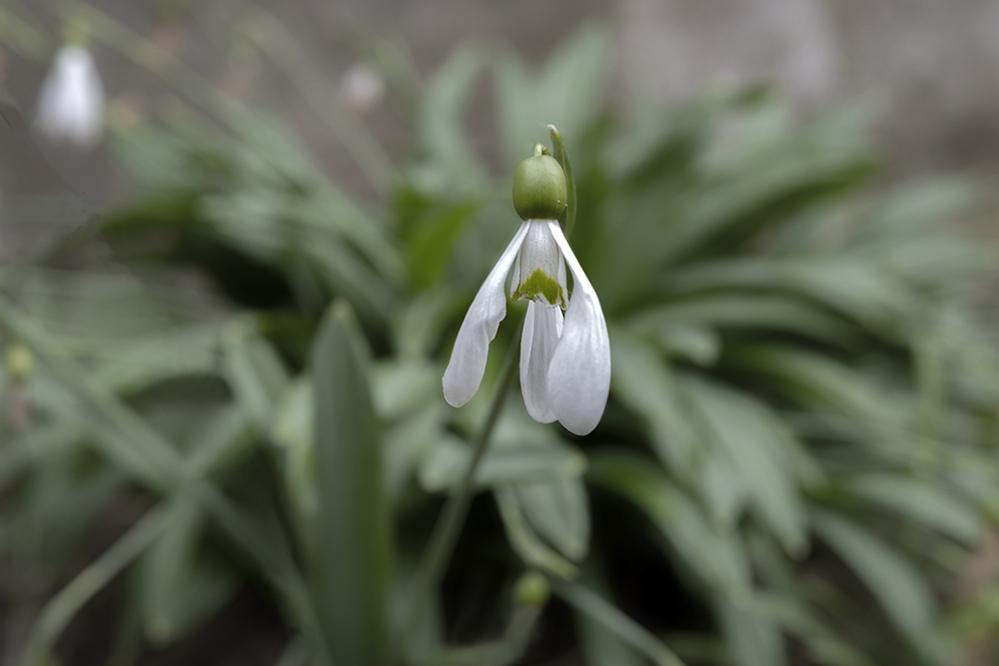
(513, 268, 564, 307)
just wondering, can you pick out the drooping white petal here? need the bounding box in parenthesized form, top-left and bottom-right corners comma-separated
(520, 300, 563, 423)
(36, 46, 105, 148)
(443, 222, 530, 407)
(546, 221, 611, 435)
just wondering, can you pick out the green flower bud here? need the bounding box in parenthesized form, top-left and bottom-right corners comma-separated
(5, 343, 33, 384)
(513, 570, 550, 607)
(512, 144, 567, 221)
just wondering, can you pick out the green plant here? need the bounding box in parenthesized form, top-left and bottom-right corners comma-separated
(2, 9, 999, 666)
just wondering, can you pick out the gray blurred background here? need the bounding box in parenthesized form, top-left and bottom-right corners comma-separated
(3, 0, 999, 258)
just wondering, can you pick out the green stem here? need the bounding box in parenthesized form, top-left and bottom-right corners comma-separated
(20, 505, 173, 666)
(404, 315, 523, 647)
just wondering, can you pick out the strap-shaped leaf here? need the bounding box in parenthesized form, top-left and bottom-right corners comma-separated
(311, 302, 393, 666)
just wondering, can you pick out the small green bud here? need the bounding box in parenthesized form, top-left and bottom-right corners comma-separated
(513, 570, 550, 607)
(512, 144, 567, 221)
(5, 343, 33, 383)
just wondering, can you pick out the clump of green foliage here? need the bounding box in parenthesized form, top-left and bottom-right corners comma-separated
(2, 13, 999, 666)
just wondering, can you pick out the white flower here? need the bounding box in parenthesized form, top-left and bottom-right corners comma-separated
(340, 63, 386, 115)
(36, 45, 105, 148)
(442, 214, 611, 435)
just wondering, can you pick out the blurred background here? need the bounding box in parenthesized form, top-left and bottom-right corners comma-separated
(3, 1, 999, 666)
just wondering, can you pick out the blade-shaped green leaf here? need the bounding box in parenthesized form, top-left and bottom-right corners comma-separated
(811, 510, 939, 659)
(311, 302, 392, 666)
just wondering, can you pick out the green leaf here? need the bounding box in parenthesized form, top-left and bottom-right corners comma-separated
(811, 510, 939, 658)
(553, 579, 689, 666)
(840, 474, 982, 544)
(573, 567, 647, 666)
(221, 323, 290, 432)
(418, 438, 586, 492)
(495, 25, 611, 168)
(629, 294, 858, 348)
(514, 476, 590, 561)
(406, 202, 478, 291)
(311, 302, 393, 666)
(20, 506, 173, 666)
(609, 329, 699, 475)
(759, 594, 877, 666)
(717, 595, 787, 666)
(725, 345, 910, 457)
(680, 375, 808, 556)
(417, 44, 488, 191)
(589, 451, 750, 596)
(496, 489, 578, 579)
(371, 358, 441, 420)
(137, 498, 238, 644)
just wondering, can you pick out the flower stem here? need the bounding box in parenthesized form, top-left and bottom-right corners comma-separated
(404, 315, 523, 649)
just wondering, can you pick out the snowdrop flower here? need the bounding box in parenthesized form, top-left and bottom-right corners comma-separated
(340, 63, 386, 115)
(443, 144, 610, 435)
(36, 44, 105, 148)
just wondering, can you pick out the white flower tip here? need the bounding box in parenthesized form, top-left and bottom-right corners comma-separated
(442, 365, 476, 408)
(36, 45, 105, 148)
(340, 63, 385, 114)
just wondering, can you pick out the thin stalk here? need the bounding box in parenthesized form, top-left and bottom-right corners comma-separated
(20, 505, 173, 666)
(404, 315, 524, 646)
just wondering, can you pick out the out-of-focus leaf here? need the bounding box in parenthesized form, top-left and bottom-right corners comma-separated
(137, 497, 238, 644)
(419, 438, 586, 492)
(92, 325, 221, 393)
(271, 378, 319, 556)
(382, 402, 447, 505)
(392, 287, 456, 359)
(407, 202, 478, 290)
(839, 474, 982, 544)
(221, 323, 290, 432)
(717, 595, 787, 666)
(812, 510, 940, 658)
(553, 579, 689, 666)
(416, 44, 488, 192)
(755, 594, 877, 666)
(19, 505, 172, 666)
(680, 375, 808, 556)
(514, 476, 590, 561)
(496, 489, 578, 579)
(662, 258, 917, 333)
(648, 323, 721, 367)
(311, 302, 392, 666)
(726, 345, 909, 457)
(589, 451, 750, 596)
(371, 358, 440, 420)
(629, 294, 857, 348)
(574, 566, 647, 666)
(610, 329, 698, 475)
(853, 178, 975, 245)
(495, 24, 610, 167)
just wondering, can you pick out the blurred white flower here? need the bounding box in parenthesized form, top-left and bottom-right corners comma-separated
(36, 45, 105, 148)
(340, 63, 385, 115)
(442, 218, 611, 436)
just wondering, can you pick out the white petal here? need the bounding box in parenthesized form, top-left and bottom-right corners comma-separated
(546, 221, 611, 435)
(520, 300, 562, 423)
(443, 222, 530, 407)
(36, 46, 105, 147)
